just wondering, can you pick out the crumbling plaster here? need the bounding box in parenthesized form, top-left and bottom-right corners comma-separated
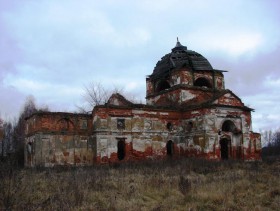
(24, 40, 261, 167)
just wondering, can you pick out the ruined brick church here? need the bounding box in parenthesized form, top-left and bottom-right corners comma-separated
(25, 39, 261, 167)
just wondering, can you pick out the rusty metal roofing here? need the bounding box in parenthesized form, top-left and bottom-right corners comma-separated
(150, 39, 213, 79)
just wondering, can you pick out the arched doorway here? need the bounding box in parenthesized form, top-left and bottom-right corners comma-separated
(166, 140, 174, 156)
(117, 139, 126, 160)
(220, 138, 231, 160)
(222, 120, 236, 132)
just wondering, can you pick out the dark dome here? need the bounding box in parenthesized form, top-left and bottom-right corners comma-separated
(151, 39, 213, 79)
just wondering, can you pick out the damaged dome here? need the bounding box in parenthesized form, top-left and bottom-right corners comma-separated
(151, 38, 213, 79)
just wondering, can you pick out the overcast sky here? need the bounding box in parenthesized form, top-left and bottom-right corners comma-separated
(0, 0, 280, 132)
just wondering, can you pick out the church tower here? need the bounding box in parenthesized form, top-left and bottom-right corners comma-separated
(146, 38, 226, 107)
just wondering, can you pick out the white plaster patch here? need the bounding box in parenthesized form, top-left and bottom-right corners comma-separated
(98, 138, 108, 158)
(177, 143, 186, 150)
(154, 96, 160, 102)
(205, 137, 216, 153)
(144, 120, 152, 131)
(111, 98, 120, 105)
(146, 99, 152, 105)
(225, 93, 235, 98)
(152, 141, 165, 153)
(181, 90, 196, 102)
(132, 110, 145, 114)
(133, 139, 146, 152)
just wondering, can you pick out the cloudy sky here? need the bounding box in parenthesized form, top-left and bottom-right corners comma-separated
(0, 0, 279, 132)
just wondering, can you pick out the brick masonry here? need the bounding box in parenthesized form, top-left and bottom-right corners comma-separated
(25, 40, 261, 167)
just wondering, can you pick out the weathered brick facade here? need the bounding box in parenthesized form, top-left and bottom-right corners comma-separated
(25, 40, 261, 167)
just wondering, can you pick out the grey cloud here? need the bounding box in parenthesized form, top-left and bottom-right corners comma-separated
(0, 0, 280, 132)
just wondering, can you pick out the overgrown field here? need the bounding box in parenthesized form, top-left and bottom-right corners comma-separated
(1, 158, 280, 210)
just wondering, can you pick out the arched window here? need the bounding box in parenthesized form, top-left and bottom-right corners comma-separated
(57, 118, 74, 131)
(57, 118, 69, 131)
(156, 80, 171, 92)
(194, 77, 212, 88)
(221, 120, 236, 132)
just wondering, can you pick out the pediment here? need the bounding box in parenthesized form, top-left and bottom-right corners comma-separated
(107, 93, 133, 106)
(212, 91, 244, 107)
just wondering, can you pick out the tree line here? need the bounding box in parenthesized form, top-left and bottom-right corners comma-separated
(0, 96, 49, 165)
(261, 130, 280, 158)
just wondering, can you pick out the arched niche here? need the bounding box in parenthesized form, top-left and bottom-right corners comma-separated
(57, 118, 74, 131)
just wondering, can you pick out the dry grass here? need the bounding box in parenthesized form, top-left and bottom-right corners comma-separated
(1, 158, 280, 210)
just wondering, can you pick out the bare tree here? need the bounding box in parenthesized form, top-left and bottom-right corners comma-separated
(0, 117, 4, 157)
(13, 95, 50, 165)
(77, 81, 144, 114)
(2, 122, 13, 157)
(76, 82, 109, 113)
(77, 82, 128, 113)
(84, 82, 110, 106)
(261, 130, 280, 158)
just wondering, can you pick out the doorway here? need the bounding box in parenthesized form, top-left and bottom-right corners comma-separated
(117, 139, 126, 160)
(166, 140, 174, 156)
(220, 138, 231, 160)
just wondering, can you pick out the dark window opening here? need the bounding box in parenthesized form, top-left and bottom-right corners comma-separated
(156, 80, 171, 92)
(166, 140, 174, 156)
(117, 139, 126, 160)
(222, 120, 236, 132)
(186, 121, 193, 132)
(194, 77, 212, 88)
(166, 122, 172, 131)
(117, 119, 125, 130)
(220, 138, 231, 160)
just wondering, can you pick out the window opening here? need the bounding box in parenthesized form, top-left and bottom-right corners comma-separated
(166, 122, 172, 131)
(117, 119, 125, 130)
(194, 77, 212, 88)
(186, 121, 193, 132)
(156, 80, 171, 92)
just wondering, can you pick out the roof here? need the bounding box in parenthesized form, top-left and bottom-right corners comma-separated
(106, 93, 134, 106)
(25, 111, 91, 120)
(95, 88, 253, 112)
(150, 39, 214, 79)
